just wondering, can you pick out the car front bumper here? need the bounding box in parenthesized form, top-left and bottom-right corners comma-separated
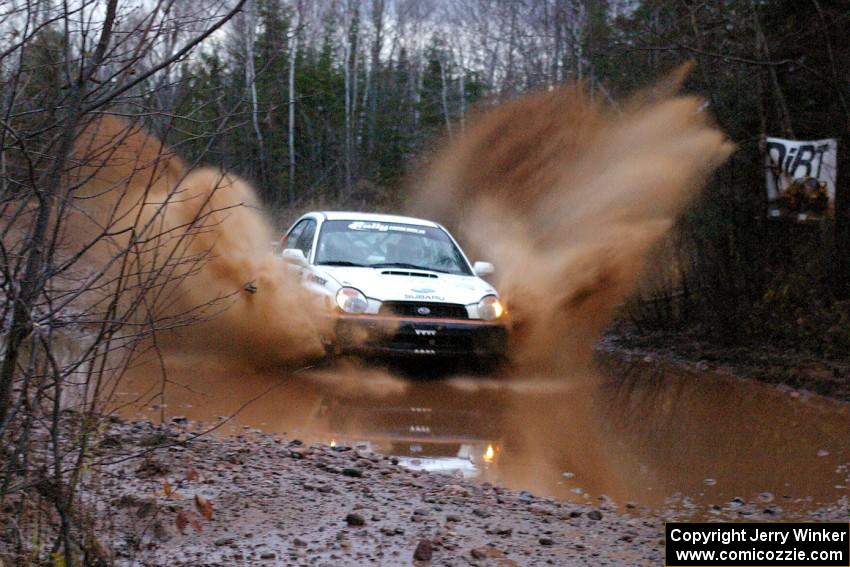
(333, 315, 507, 359)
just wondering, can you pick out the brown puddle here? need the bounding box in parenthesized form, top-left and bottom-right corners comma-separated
(114, 352, 850, 517)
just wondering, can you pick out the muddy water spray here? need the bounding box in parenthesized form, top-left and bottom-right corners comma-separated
(69, 117, 329, 365)
(413, 68, 734, 375)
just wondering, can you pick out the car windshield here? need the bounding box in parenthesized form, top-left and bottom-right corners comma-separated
(315, 220, 472, 275)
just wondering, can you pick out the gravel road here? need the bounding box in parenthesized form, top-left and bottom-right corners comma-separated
(84, 418, 847, 566)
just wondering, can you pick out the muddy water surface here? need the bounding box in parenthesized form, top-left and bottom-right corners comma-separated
(115, 353, 850, 517)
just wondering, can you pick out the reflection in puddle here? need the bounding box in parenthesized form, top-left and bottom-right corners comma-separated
(114, 352, 850, 517)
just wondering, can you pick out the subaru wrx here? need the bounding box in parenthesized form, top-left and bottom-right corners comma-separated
(281, 212, 507, 367)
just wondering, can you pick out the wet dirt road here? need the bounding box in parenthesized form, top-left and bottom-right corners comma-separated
(115, 352, 850, 518)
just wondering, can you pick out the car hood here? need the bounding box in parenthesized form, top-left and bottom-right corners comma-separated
(317, 266, 497, 305)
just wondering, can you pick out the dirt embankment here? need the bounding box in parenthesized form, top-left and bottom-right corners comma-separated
(600, 330, 850, 402)
(5, 416, 836, 567)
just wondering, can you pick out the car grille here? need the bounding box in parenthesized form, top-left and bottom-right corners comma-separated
(379, 301, 469, 319)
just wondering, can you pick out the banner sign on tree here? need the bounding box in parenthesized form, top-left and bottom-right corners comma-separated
(765, 137, 838, 221)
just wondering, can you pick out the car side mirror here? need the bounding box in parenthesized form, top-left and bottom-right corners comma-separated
(283, 248, 309, 266)
(473, 261, 495, 277)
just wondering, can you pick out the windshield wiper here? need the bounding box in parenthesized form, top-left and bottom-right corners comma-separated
(370, 262, 450, 273)
(318, 260, 367, 267)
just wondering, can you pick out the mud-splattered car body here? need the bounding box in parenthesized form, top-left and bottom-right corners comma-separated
(281, 212, 507, 366)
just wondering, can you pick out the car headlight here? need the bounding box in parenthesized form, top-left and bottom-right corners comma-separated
(477, 295, 504, 321)
(336, 287, 368, 314)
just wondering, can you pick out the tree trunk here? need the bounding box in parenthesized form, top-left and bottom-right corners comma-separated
(750, 0, 794, 138)
(367, 0, 384, 161)
(458, 48, 466, 131)
(810, 0, 850, 298)
(244, 0, 267, 193)
(288, 1, 301, 206)
(439, 55, 453, 140)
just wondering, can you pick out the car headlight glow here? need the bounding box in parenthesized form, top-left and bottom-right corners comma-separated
(336, 287, 368, 314)
(477, 295, 504, 321)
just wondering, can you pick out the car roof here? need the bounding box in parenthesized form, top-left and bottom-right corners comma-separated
(311, 211, 440, 228)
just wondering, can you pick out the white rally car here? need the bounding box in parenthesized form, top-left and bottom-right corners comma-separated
(280, 212, 507, 366)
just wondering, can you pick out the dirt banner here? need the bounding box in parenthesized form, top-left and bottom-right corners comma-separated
(765, 137, 838, 221)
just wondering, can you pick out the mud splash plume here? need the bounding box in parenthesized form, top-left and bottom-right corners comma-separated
(414, 67, 734, 376)
(68, 117, 328, 365)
